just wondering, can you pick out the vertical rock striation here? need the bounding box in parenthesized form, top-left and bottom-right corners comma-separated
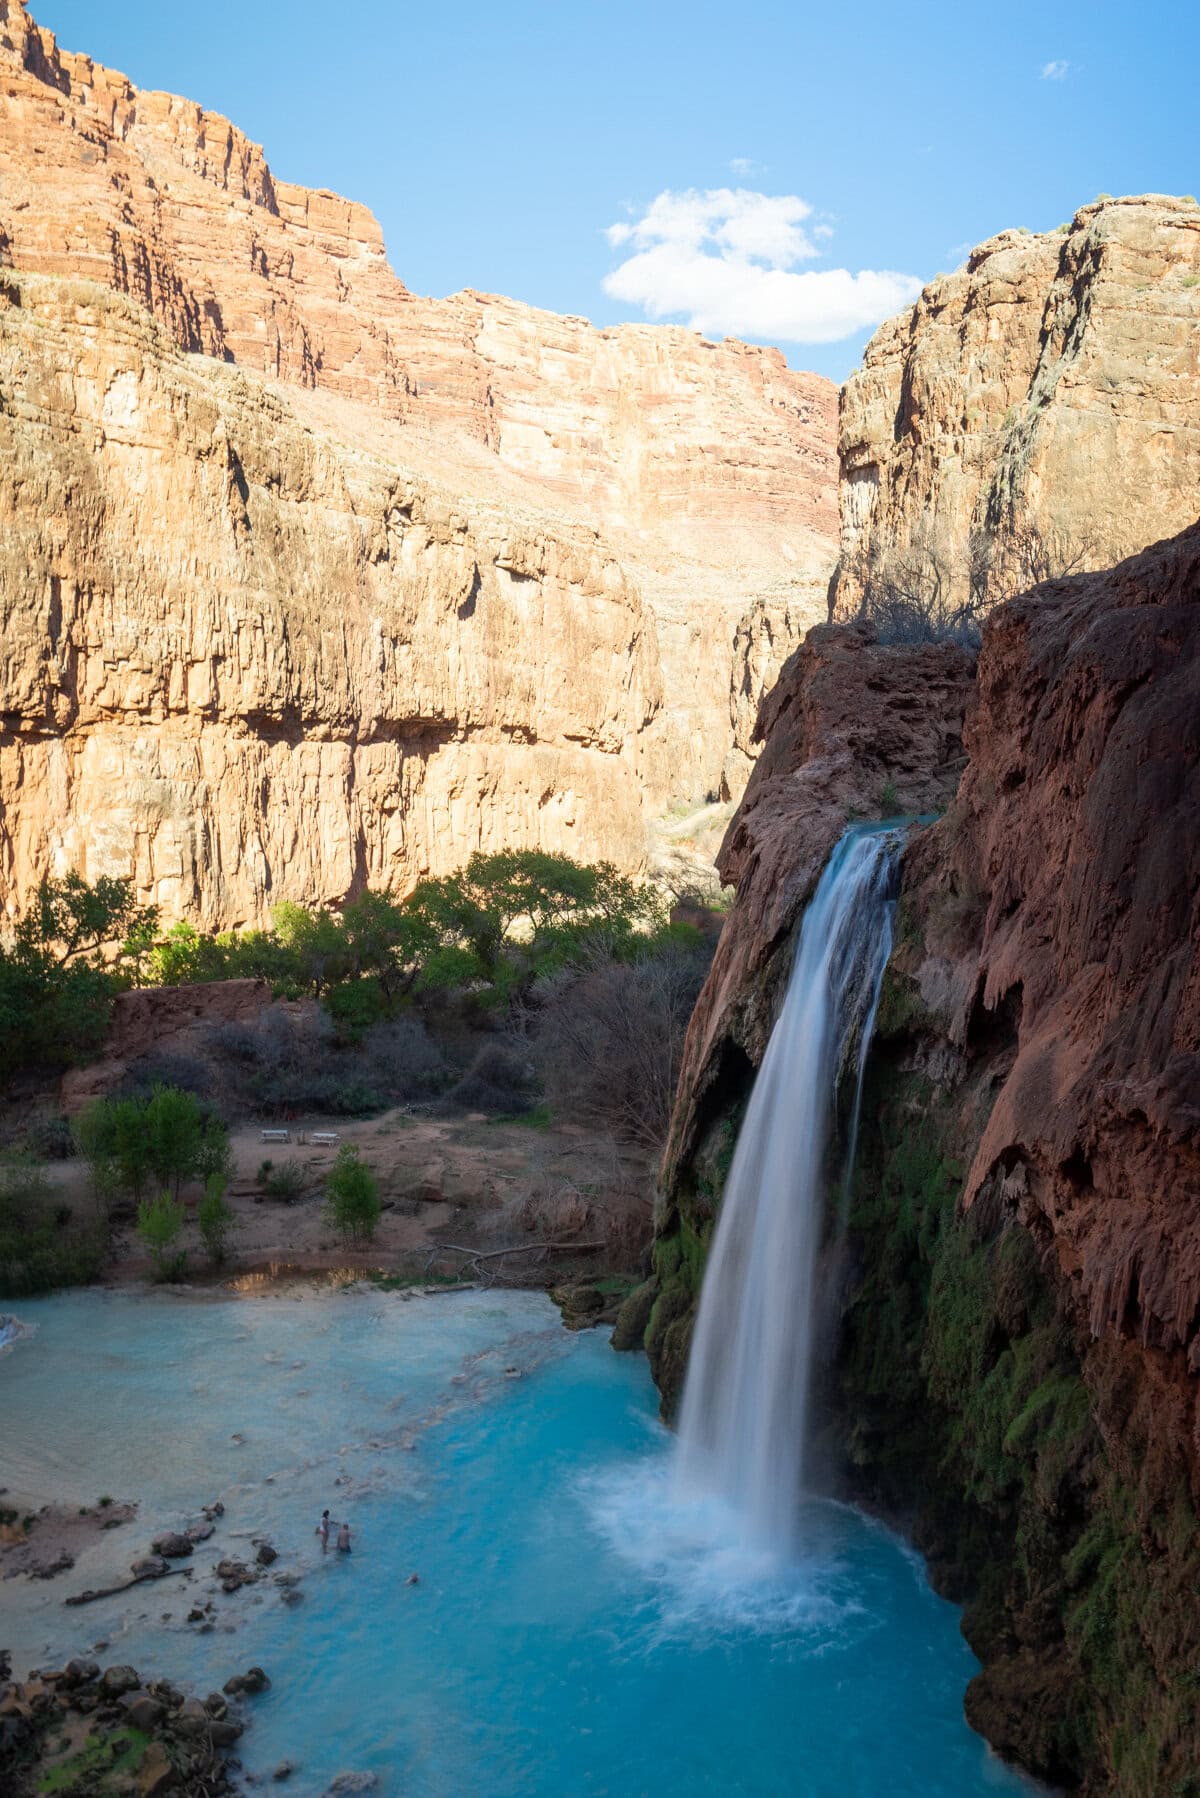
(0, 0, 839, 834)
(834, 196, 1200, 617)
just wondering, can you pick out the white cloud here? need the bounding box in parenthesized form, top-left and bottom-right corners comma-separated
(1040, 59, 1069, 79)
(729, 156, 760, 176)
(602, 187, 924, 346)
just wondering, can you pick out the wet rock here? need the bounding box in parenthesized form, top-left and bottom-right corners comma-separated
(173, 1695, 211, 1736)
(255, 1542, 278, 1566)
(60, 1657, 100, 1688)
(324, 1776, 379, 1795)
(208, 1716, 244, 1746)
(610, 1278, 657, 1352)
(99, 1665, 141, 1698)
(131, 1555, 171, 1579)
(273, 1761, 297, 1782)
(120, 1690, 163, 1731)
(151, 1532, 194, 1559)
(225, 1666, 270, 1696)
(186, 1521, 214, 1543)
(203, 1501, 226, 1519)
(204, 1691, 228, 1718)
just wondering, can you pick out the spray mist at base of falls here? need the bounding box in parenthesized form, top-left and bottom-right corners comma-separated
(674, 823, 904, 1557)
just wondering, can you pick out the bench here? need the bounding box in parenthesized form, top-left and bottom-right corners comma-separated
(260, 1128, 290, 1143)
(310, 1131, 340, 1147)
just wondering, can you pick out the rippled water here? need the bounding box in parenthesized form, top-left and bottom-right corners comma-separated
(0, 1289, 1033, 1796)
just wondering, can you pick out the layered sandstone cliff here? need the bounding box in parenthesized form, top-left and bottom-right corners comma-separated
(0, 0, 838, 836)
(833, 195, 1200, 618)
(633, 528, 1200, 1793)
(0, 272, 662, 926)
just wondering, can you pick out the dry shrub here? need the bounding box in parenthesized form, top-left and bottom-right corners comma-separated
(533, 948, 709, 1150)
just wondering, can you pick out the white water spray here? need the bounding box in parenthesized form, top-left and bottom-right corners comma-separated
(675, 825, 903, 1556)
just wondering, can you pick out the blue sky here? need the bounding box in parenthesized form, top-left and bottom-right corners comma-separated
(34, 0, 1198, 381)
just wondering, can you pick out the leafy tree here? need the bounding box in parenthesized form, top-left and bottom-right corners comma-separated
(323, 1146, 381, 1245)
(197, 1173, 234, 1267)
(137, 1192, 187, 1281)
(0, 875, 157, 1083)
(272, 903, 349, 996)
(76, 1087, 229, 1203)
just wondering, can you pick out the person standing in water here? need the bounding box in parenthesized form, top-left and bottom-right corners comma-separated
(336, 1521, 352, 1552)
(316, 1509, 330, 1552)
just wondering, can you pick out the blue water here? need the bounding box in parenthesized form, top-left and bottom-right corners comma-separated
(0, 1289, 1033, 1797)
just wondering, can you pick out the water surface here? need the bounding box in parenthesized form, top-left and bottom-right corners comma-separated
(0, 1288, 1032, 1796)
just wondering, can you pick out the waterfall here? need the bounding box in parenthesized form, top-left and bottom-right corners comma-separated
(675, 824, 903, 1555)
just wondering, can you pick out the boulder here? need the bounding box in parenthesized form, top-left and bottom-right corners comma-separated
(60, 1658, 100, 1688)
(151, 1532, 193, 1559)
(131, 1556, 171, 1580)
(255, 1541, 278, 1566)
(120, 1690, 163, 1732)
(99, 1665, 141, 1698)
(172, 1696, 210, 1736)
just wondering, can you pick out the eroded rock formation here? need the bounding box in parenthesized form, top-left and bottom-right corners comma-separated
(0, 273, 659, 924)
(833, 196, 1200, 618)
(0, 0, 839, 891)
(634, 525, 1200, 1794)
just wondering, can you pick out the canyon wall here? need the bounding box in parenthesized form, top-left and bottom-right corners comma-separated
(833, 195, 1200, 618)
(0, 0, 839, 869)
(0, 272, 661, 926)
(629, 528, 1200, 1793)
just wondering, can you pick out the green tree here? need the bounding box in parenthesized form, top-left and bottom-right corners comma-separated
(323, 1146, 381, 1245)
(76, 1087, 229, 1203)
(0, 875, 158, 1083)
(137, 1192, 187, 1281)
(272, 903, 349, 997)
(197, 1173, 234, 1267)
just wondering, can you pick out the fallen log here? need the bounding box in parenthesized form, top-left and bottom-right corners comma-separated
(64, 1565, 189, 1607)
(433, 1241, 606, 1260)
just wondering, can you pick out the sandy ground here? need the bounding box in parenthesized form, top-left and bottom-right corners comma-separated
(38, 1104, 652, 1289)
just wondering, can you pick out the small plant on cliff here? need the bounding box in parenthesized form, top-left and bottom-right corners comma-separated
(136, 1192, 187, 1281)
(197, 1173, 234, 1267)
(323, 1146, 381, 1245)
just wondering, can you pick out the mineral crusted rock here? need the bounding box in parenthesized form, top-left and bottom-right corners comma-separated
(833, 196, 1200, 618)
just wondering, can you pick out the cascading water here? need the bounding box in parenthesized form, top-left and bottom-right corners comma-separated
(675, 823, 903, 1556)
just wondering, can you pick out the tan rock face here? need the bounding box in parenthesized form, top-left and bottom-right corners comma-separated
(834, 196, 1200, 616)
(0, 274, 661, 926)
(0, 0, 839, 835)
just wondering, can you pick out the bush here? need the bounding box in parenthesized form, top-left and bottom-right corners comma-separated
(136, 1192, 187, 1281)
(445, 1040, 538, 1114)
(533, 945, 711, 1149)
(22, 1115, 76, 1161)
(0, 1157, 105, 1296)
(323, 1146, 381, 1245)
(257, 1161, 305, 1203)
(197, 1174, 233, 1267)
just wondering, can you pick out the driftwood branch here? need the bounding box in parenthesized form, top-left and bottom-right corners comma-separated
(433, 1240, 606, 1261)
(65, 1565, 189, 1607)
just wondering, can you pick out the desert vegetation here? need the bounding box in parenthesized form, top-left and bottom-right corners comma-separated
(840, 518, 1098, 646)
(0, 853, 718, 1297)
